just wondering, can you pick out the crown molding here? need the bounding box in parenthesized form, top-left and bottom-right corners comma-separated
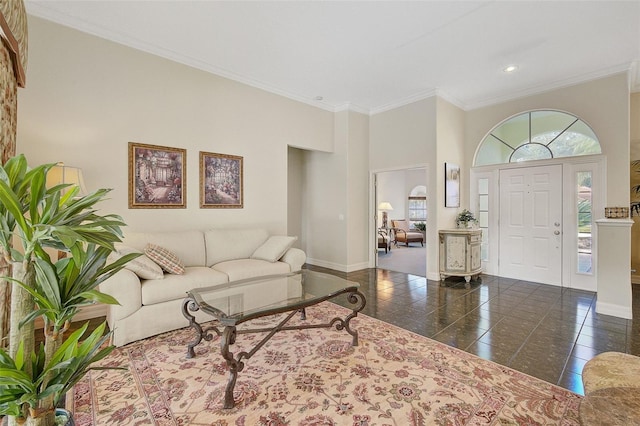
(630, 60, 640, 93)
(434, 89, 466, 110)
(25, 3, 640, 117)
(466, 62, 637, 111)
(336, 102, 369, 115)
(369, 89, 439, 115)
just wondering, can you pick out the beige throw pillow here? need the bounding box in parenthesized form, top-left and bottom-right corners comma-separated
(110, 244, 164, 280)
(250, 236, 297, 263)
(144, 243, 185, 275)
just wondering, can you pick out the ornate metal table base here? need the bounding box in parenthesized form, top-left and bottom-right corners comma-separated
(181, 289, 366, 409)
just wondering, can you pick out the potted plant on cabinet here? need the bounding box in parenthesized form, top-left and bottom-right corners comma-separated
(0, 155, 137, 426)
(456, 209, 477, 229)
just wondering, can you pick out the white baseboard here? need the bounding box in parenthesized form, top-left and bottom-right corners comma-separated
(306, 258, 369, 273)
(346, 262, 369, 273)
(305, 258, 347, 272)
(426, 271, 440, 281)
(595, 301, 633, 319)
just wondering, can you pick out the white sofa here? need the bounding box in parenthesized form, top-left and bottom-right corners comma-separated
(100, 228, 306, 346)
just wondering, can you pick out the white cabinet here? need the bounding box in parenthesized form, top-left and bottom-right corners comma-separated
(438, 229, 482, 286)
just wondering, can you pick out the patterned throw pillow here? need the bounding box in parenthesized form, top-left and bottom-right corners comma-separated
(144, 243, 185, 275)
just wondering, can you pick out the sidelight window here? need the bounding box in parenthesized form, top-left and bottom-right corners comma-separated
(577, 171, 593, 275)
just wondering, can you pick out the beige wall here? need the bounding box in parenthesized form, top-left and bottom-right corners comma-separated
(16, 16, 636, 281)
(370, 97, 436, 275)
(301, 112, 348, 270)
(435, 99, 465, 222)
(630, 92, 640, 281)
(465, 73, 630, 207)
(346, 111, 370, 269)
(17, 16, 333, 236)
(301, 110, 370, 272)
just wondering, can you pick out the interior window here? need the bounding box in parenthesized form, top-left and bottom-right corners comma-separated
(475, 110, 601, 166)
(408, 185, 427, 229)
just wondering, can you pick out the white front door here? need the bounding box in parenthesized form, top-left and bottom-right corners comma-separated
(499, 165, 563, 285)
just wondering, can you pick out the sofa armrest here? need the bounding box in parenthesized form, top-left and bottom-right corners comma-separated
(99, 269, 143, 322)
(280, 247, 306, 271)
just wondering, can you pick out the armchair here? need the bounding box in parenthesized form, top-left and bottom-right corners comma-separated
(391, 219, 424, 247)
(378, 229, 392, 253)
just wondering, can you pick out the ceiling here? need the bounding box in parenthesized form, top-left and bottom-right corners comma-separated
(25, 1, 640, 114)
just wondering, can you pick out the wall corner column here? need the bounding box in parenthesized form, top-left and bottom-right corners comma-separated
(595, 218, 633, 319)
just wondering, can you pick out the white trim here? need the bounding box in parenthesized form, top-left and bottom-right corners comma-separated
(469, 169, 499, 276)
(471, 155, 606, 289)
(305, 258, 368, 273)
(426, 271, 440, 281)
(26, 3, 637, 114)
(25, 3, 339, 113)
(595, 301, 633, 319)
(630, 60, 640, 93)
(370, 89, 438, 115)
(595, 218, 634, 227)
(369, 89, 465, 116)
(466, 65, 633, 111)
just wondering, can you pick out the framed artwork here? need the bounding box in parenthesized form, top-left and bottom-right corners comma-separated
(199, 151, 243, 208)
(445, 162, 460, 208)
(128, 142, 186, 209)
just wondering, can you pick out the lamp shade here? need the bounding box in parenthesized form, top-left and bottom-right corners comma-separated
(378, 202, 393, 211)
(46, 163, 88, 197)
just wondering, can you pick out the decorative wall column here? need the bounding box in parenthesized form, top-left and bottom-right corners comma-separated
(0, 0, 27, 348)
(595, 218, 634, 319)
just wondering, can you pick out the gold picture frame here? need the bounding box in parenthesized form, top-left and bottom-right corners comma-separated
(128, 142, 186, 209)
(199, 151, 243, 209)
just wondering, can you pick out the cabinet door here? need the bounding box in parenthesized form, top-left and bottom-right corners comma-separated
(470, 241, 481, 271)
(445, 234, 467, 272)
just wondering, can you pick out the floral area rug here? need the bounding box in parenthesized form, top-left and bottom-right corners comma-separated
(71, 302, 581, 425)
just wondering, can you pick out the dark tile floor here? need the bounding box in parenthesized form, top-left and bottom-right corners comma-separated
(304, 265, 640, 396)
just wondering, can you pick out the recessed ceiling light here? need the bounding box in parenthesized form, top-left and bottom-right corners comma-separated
(314, 96, 324, 101)
(503, 65, 518, 73)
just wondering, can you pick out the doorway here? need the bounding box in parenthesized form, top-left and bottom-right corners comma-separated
(375, 168, 427, 277)
(499, 164, 563, 285)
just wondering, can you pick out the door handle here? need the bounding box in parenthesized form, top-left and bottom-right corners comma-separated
(554, 222, 560, 227)
(554, 230, 560, 235)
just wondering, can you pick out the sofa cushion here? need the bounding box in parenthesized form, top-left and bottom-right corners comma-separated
(251, 236, 297, 262)
(123, 230, 206, 267)
(141, 266, 229, 306)
(212, 258, 291, 282)
(144, 244, 185, 274)
(205, 228, 269, 266)
(110, 244, 164, 280)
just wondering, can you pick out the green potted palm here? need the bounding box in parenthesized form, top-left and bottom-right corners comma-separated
(0, 155, 137, 426)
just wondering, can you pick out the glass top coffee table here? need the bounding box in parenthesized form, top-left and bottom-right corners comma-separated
(181, 269, 366, 409)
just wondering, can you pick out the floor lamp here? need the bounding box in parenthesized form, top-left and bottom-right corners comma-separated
(46, 163, 88, 259)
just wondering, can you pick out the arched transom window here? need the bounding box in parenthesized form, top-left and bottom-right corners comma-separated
(474, 110, 601, 166)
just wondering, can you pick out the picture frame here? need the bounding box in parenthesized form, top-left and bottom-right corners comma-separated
(200, 151, 243, 208)
(445, 162, 460, 208)
(128, 142, 186, 209)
